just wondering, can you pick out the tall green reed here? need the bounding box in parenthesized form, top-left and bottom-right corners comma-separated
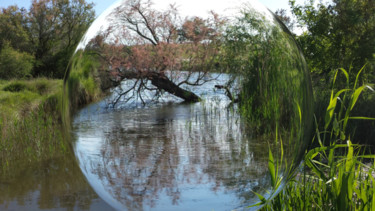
(0, 80, 67, 169)
(257, 65, 375, 210)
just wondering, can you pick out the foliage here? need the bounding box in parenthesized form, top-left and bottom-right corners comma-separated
(223, 8, 311, 135)
(274, 9, 295, 31)
(29, 0, 95, 78)
(0, 6, 31, 52)
(263, 142, 375, 211)
(287, 0, 375, 152)
(0, 41, 34, 79)
(258, 66, 375, 210)
(2, 82, 28, 92)
(73, 0, 227, 106)
(0, 0, 95, 79)
(0, 106, 65, 166)
(290, 0, 375, 79)
(0, 78, 62, 117)
(0, 78, 64, 165)
(65, 51, 102, 112)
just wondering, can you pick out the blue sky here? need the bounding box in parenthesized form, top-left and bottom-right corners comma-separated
(0, 0, 304, 16)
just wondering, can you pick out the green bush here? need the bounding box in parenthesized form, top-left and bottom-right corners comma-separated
(2, 81, 27, 92)
(0, 41, 34, 79)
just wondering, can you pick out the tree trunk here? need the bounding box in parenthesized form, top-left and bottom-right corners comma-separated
(105, 69, 201, 102)
(149, 73, 201, 102)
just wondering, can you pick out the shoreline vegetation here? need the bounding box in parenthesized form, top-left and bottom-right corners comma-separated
(0, 79, 65, 166)
(1, 66, 374, 210)
(257, 67, 375, 210)
(0, 0, 374, 210)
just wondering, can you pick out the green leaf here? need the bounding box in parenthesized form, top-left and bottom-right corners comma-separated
(348, 116, 375, 121)
(357, 155, 375, 159)
(251, 191, 267, 206)
(354, 64, 367, 89)
(333, 116, 339, 137)
(339, 68, 349, 86)
(297, 102, 302, 124)
(332, 69, 339, 87)
(370, 173, 375, 211)
(340, 131, 346, 141)
(349, 85, 366, 111)
(325, 89, 350, 129)
(312, 160, 330, 168)
(305, 147, 330, 181)
(268, 149, 276, 188)
(314, 115, 323, 147)
(345, 141, 353, 173)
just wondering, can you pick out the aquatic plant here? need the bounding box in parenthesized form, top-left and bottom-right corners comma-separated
(257, 65, 375, 210)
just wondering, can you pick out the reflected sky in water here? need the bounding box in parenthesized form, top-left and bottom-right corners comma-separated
(73, 75, 271, 210)
(65, 0, 314, 209)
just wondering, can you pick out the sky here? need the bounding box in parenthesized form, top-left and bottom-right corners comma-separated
(0, 0, 305, 17)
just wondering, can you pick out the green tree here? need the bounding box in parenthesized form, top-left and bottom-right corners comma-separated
(0, 41, 34, 79)
(290, 0, 375, 79)
(28, 0, 95, 78)
(0, 5, 31, 52)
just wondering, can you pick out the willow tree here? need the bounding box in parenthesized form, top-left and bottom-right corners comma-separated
(84, 0, 226, 105)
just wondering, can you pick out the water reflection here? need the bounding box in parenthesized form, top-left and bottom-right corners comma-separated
(65, 0, 314, 209)
(0, 155, 113, 210)
(73, 92, 271, 210)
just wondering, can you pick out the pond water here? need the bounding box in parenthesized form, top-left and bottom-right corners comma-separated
(0, 74, 273, 211)
(0, 153, 114, 211)
(72, 74, 272, 210)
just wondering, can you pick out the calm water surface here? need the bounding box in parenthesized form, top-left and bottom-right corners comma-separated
(0, 154, 114, 211)
(0, 74, 272, 210)
(72, 75, 271, 210)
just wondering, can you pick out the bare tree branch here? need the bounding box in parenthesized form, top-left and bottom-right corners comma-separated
(89, 0, 228, 106)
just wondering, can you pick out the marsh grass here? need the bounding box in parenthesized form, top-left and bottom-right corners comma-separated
(257, 65, 375, 210)
(65, 51, 103, 112)
(0, 79, 66, 168)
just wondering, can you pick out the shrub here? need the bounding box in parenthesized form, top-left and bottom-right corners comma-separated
(2, 81, 27, 92)
(0, 41, 34, 79)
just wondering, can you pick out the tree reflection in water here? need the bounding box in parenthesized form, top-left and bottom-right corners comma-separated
(73, 84, 272, 210)
(66, 0, 314, 209)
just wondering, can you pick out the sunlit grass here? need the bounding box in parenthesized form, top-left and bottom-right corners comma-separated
(0, 78, 66, 167)
(258, 65, 375, 210)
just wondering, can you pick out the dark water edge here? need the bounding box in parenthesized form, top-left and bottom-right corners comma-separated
(0, 153, 114, 211)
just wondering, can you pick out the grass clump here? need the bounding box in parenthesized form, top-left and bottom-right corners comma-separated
(0, 78, 65, 166)
(2, 81, 28, 92)
(256, 65, 375, 210)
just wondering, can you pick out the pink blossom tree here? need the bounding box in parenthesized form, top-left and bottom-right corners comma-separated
(87, 0, 227, 105)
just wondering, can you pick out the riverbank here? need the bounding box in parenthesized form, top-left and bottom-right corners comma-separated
(0, 78, 65, 166)
(0, 78, 115, 210)
(1, 73, 374, 210)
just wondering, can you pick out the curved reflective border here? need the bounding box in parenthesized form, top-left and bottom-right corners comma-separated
(63, 0, 313, 209)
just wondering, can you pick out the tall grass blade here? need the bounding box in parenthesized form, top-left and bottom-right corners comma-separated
(268, 148, 276, 188)
(349, 85, 366, 111)
(339, 68, 349, 86)
(347, 116, 375, 120)
(325, 89, 350, 129)
(354, 63, 367, 89)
